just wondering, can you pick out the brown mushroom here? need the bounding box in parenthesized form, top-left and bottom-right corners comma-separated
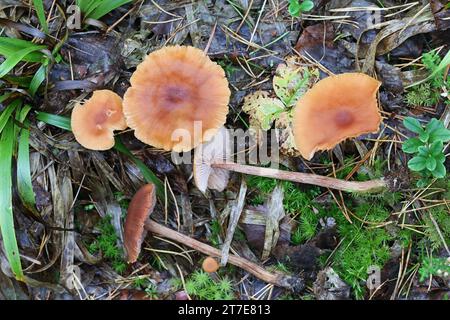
(71, 90, 127, 150)
(202, 257, 219, 273)
(123, 46, 230, 152)
(123, 183, 302, 290)
(292, 73, 382, 160)
(193, 127, 387, 193)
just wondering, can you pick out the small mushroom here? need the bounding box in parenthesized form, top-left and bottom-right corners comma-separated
(123, 184, 302, 290)
(123, 46, 230, 152)
(292, 73, 382, 160)
(71, 90, 127, 150)
(193, 128, 387, 193)
(202, 257, 219, 273)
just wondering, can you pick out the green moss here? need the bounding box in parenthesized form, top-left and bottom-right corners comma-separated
(185, 270, 234, 300)
(88, 215, 126, 274)
(331, 204, 393, 299)
(423, 207, 450, 250)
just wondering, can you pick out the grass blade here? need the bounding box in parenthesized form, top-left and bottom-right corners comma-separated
(0, 37, 45, 63)
(35, 112, 72, 131)
(89, 0, 133, 20)
(0, 119, 24, 281)
(0, 99, 21, 135)
(32, 0, 49, 33)
(29, 64, 47, 96)
(0, 45, 47, 78)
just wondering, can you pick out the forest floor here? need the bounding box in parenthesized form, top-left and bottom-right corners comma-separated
(0, 0, 449, 300)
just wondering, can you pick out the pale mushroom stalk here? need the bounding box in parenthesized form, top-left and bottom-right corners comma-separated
(143, 219, 303, 291)
(211, 162, 387, 193)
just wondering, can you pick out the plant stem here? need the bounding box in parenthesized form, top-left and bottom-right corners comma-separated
(212, 162, 387, 193)
(144, 220, 303, 291)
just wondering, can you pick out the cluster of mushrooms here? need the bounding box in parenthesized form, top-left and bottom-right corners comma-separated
(70, 45, 387, 289)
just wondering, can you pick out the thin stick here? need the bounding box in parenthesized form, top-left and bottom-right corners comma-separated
(212, 162, 387, 193)
(145, 220, 303, 291)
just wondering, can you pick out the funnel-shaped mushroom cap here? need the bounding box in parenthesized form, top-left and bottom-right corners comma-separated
(202, 257, 219, 273)
(293, 73, 382, 160)
(123, 46, 230, 152)
(194, 127, 231, 193)
(124, 184, 156, 263)
(71, 90, 127, 150)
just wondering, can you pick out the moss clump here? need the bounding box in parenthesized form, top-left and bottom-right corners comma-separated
(184, 270, 234, 300)
(88, 215, 126, 274)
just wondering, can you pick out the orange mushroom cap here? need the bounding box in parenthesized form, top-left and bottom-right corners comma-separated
(123, 46, 230, 152)
(124, 184, 157, 263)
(293, 73, 382, 160)
(202, 257, 219, 273)
(71, 90, 127, 150)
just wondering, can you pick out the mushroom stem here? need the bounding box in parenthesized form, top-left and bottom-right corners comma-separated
(211, 162, 387, 193)
(144, 220, 303, 291)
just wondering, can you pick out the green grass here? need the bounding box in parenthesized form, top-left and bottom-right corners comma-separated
(88, 215, 126, 274)
(76, 0, 133, 20)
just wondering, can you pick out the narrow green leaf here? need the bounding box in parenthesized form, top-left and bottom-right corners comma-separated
(89, 0, 133, 20)
(29, 64, 47, 96)
(0, 37, 45, 63)
(0, 45, 47, 78)
(403, 117, 423, 134)
(0, 119, 24, 281)
(35, 112, 72, 131)
(408, 156, 427, 171)
(0, 99, 21, 135)
(32, 0, 49, 33)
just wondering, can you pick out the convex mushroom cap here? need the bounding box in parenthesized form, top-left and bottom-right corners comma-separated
(124, 184, 157, 263)
(202, 257, 219, 273)
(123, 46, 231, 152)
(293, 73, 382, 160)
(193, 127, 231, 192)
(71, 90, 127, 150)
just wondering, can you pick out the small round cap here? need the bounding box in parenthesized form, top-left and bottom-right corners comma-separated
(71, 90, 127, 150)
(202, 257, 219, 273)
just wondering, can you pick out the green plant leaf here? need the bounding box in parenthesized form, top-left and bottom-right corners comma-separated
(417, 146, 429, 156)
(435, 153, 445, 163)
(429, 140, 443, 156)
(431, 162, 446, 179)
(402, 137, 422, 154)
(35, 112, 72, 131)
(299, 0, 314, 12)
(425, 157, 436, 171)
(17, 108, 38, 216)
(0, 99, 21, 135)
(0, 45, 47, 78)
(429, 127, 450, 143)
(418, 130, 429, 143)
(85, 0, 133, 20)
(29, 64, 47, 96)
(403, 117, 424, 134)
(32, 0, 49, 33)
(288, 1, 301, 17)
(0, 119, 24, 281)
(416, 178, 429, 188)
(0, 37, 46, 63)
(408, 156, 427, 172)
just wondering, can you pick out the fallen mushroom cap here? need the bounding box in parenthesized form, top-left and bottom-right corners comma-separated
(193, 127, 231, 193)
(71, 90, 127, 150)
(202, 257, 219, 273)
(124, 184, 157, 263)
(293, 73, 382, 160)
(123, 45, 231, 152)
